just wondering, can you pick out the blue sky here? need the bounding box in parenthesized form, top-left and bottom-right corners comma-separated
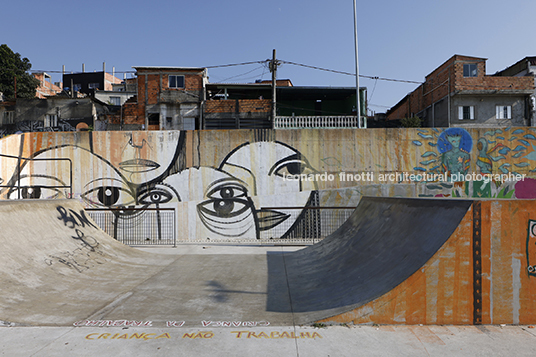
(2, 0, 536, 113)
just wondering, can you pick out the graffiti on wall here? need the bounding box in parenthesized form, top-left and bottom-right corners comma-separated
(3, 128, 536, 240)
(413, 127, 536, 199)
(45, 205, 107, 273)
(527, 220, 536, 277)
(0, 132, 319, 240)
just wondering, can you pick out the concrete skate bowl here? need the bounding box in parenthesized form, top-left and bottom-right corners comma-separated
(3, 197, 536, 327)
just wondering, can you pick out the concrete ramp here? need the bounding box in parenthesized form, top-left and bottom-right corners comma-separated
(0, 199, 176, 325)
(315, 199, 536, 325)
(266, 197, 473, 324)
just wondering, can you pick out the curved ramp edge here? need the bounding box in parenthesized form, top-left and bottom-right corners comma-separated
(0, 199, 175, 326)
(266, 197, 473, 324)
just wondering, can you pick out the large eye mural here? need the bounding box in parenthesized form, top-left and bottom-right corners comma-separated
(0, 133, 319, 241)
(163, 167, 258, 239)
(197, 178, 256, 238)
(217, 141, 319, 240)
(137, 183, 177, 206)
(82, 178, 136, 208)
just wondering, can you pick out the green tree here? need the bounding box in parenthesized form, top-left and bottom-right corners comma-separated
(400, 115, 423, 128)
(0, 44, 40, 99)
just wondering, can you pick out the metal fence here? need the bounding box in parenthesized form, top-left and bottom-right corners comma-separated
(262, 206, 356, 240)
(87, 207, 176, 246)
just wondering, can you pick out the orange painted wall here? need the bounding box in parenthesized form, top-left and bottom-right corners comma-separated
(320, 200, 536, 325)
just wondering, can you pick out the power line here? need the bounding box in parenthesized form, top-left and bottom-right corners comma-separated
(212, 65, 265, 83)
(204, 61, 265, 69)
(278, 60, 423, 84)
(9, 57, 422, 85)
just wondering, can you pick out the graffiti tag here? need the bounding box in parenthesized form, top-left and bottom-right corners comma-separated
(527, 220, 536, 277)
(57, 206, 97, 229)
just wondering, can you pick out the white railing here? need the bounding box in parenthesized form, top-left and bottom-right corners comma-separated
(274, 116, 362, 129)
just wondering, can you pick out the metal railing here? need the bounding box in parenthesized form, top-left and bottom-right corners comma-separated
(87, 207, 176, 247)
(274, 116, 359, 129)
(262, 206, 356, 240)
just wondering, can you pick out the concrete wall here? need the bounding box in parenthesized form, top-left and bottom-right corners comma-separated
(2, 127, 536, 241)
(451, 95, 528, 127)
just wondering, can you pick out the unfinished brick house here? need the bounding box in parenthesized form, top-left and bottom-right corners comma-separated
(114, 67, 208, 131)
(33, 72, 62, 98)
(386, 55, 535, 127)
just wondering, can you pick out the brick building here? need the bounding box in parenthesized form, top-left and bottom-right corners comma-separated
(33, 72, 62, 98)
(386, 55, 535, 127)
(494, 57, 536, 126)
(204, 82, 274, 129)
(205, 80, 364, 129)
(111, 67, 207, 131)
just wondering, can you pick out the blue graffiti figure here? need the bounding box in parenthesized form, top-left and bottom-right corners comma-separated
(437, 128, 472, 178)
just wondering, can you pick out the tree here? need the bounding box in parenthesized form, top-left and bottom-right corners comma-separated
(400, 115, 423, 128)
(0, 44, 40, 99)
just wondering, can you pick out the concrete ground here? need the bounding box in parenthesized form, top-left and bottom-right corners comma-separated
(2, 324, 536, 356)
(2, 245, 536, 356)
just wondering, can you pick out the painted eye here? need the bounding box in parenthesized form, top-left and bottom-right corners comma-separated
(196, 181, 255, 238)
(82, 179, 135, 207)
(138, 188, 173, 205)
(8, 175, 66, 200)
(270, 154, 315, 178)
(206, 183, 247, 200)
(275, 161, 306, 176)
(10, 186, 52, 199)
(203, 183, 248, 217)
(97, 186, 120, 206)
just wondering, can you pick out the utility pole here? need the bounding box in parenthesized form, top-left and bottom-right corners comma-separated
(269, 49, 279, 125)
(353, 0, 365, 128)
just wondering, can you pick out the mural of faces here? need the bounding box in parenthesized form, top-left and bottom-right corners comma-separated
(163, 141, 319, 240)
(1, 134, 318, 241)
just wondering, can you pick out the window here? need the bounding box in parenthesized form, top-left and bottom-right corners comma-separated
(458, 106, 475, 120)
(88, 83, 100, 90)
(496, 105, 512, 119)
(109, 96, 121, 106)
(45, 114, 58, 127)
(73, 84, 82, 92)
(148, 113, 160, 126)
(463, 64, 478, 77)
(2, 111, 14, 125)
(168, 75, 185, 89)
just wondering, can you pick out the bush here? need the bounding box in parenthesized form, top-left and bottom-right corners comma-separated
(400, 116, 422, 128)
